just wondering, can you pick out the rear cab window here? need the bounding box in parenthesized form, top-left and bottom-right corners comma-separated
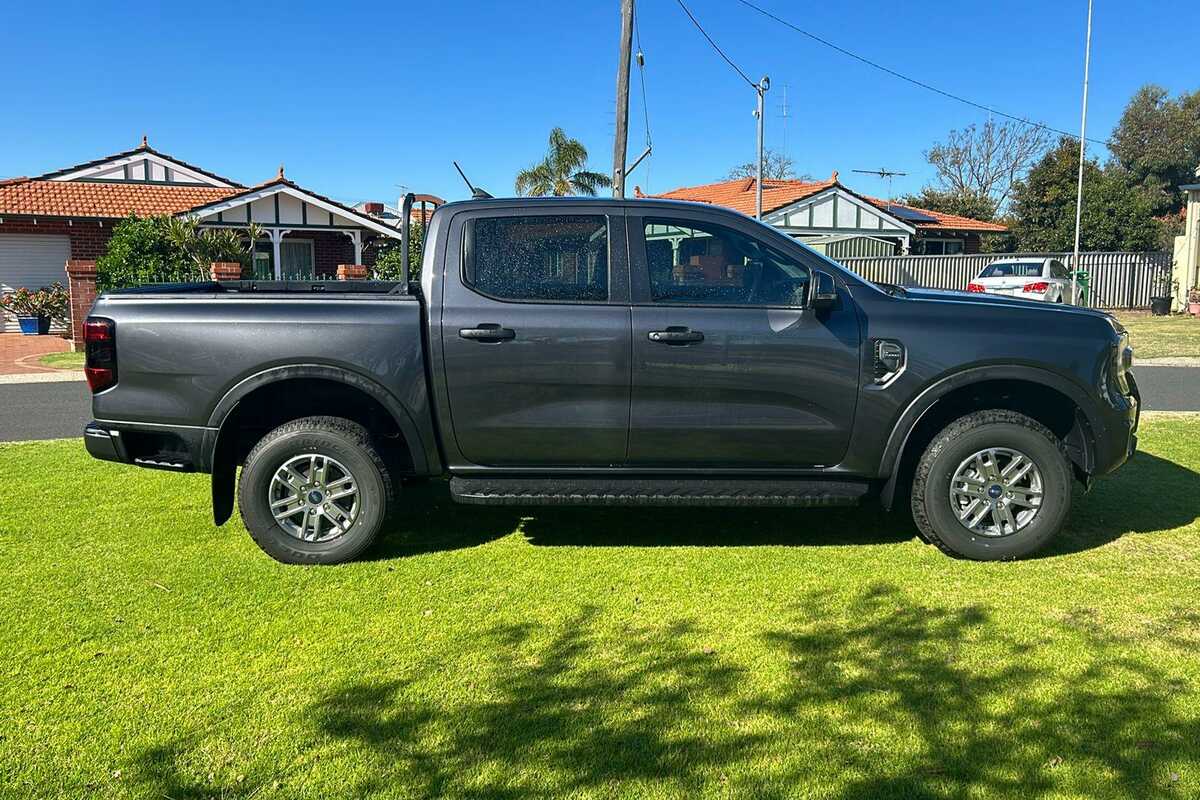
(462, 215, 609, 302)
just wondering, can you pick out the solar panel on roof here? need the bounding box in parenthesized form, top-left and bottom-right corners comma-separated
(887, 205, 938, 223)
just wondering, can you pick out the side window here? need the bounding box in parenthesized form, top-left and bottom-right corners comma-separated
(463, 215, 609, 302)
(643, 218, 810, 306)
(1049, 260, 1068, 279)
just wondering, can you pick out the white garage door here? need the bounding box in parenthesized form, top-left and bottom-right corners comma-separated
(0, 234, 71, 333)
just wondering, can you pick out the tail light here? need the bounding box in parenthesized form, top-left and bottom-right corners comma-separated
(966, 282, 986, 293)
(83, 317, 117, 392)
(1023, 281, 1050, 293)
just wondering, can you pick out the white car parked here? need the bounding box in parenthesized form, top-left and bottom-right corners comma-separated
(967, 258, 1077, 304)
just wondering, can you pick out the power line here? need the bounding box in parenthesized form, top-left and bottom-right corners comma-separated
(735, 0, 1111, 146)
(674, 0, 756, 89)
(634, 3, 652, 150)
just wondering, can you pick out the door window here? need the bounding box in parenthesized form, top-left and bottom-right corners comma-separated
(463, 215, 609, 302)
(642, 219, 810, 306)
(1049, 260, 1069, 279)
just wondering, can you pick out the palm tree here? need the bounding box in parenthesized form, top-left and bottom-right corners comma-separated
(515, 128, 612, 196)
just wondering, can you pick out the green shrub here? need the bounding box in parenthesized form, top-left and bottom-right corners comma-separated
(97, 215, 257, 291)
(371, 223, 424, 282)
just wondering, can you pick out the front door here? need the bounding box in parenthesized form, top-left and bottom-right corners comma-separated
(439, 211, 631, 467)
(627, 213, 861, 468)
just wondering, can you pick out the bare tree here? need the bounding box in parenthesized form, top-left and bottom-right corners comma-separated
(925, 120, 1048, 214)
(726, 150, 811, 181)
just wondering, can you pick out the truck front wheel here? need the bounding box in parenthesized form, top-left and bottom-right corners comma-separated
(911, 410, 1073, 560)
(238, 416, 394, 564)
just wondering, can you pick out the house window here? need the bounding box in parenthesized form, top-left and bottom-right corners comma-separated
(280, 240, 315, 280)
(919, 238, 965, 256)
(251, 238, 316, 279)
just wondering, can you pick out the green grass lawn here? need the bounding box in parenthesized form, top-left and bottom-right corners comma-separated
(1112, 312, 1200, 360)
(36, 351, 85, 369)
(3, 418, 1199, 799)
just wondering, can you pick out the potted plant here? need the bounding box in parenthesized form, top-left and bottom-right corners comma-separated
(0, 283, 69, 335)
(1189, 286, 1200, 317)
(1149, 272, 1173, 316)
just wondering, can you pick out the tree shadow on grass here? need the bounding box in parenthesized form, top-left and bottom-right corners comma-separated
(756, 585, 1200, 798)
(277, 583, 1198, 799)
(371, 448, 1200, 559)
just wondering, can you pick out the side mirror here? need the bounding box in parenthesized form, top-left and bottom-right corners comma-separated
(809, 271, 837, 310)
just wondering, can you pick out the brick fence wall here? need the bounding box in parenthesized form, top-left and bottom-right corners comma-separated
(65, 259, 97, 347)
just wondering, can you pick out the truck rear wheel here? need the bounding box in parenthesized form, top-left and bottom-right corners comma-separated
(911, 410, 1072, 561)
(238, 416, 393, 564)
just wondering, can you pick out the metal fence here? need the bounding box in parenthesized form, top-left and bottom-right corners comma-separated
(837, 251, 1173, 309)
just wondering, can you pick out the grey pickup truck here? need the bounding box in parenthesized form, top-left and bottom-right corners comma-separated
(81, 197, 1139, 564)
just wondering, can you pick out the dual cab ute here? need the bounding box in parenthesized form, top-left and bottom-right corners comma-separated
(82, 197, 1139, 563)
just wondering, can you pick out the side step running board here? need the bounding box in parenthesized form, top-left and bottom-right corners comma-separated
(449, 477, 870, 507)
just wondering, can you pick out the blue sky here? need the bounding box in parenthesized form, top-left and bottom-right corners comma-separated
(2, 1, 1196, 206)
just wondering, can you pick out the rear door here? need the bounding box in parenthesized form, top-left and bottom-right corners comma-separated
(438, 209, 631, 467)
(627, 211, 861, 468)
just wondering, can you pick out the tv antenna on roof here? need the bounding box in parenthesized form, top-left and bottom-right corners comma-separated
(851, 167, 908, 209)
(777, 83, 790, 154)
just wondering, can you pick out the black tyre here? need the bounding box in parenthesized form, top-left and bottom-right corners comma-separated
(911, 410, 1072, 561)
(238, 416, 393, 565)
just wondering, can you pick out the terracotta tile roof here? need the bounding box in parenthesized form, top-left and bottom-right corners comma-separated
(860, 197, 1008, 232)
(642, 177, 835, 217)
(0, 178, 236, 219)
(641, 175, 1007, 233)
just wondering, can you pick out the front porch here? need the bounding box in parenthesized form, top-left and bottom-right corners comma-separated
(184, 169, 402, 280)
(247, 229, 369, 281)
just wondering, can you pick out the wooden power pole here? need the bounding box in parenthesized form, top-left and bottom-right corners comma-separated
(612, 0, 634, 198)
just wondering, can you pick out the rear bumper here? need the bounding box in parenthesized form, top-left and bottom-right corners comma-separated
(84, 422, 127, 464)
(83, 420, 208, 472)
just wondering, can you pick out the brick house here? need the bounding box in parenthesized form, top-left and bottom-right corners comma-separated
(0, 138, 404, 332)
(639, 173, 1007, 256)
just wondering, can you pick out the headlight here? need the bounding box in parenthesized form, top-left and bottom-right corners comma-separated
(1112, 333, 1132, 395)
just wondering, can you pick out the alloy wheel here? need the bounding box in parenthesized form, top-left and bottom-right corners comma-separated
(269, 453, 361, 542)
(948, 447, 1044, 537)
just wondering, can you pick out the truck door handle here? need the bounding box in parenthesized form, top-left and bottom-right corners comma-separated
(648, 327, 704, 345)
(459, 323, 516, 342)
